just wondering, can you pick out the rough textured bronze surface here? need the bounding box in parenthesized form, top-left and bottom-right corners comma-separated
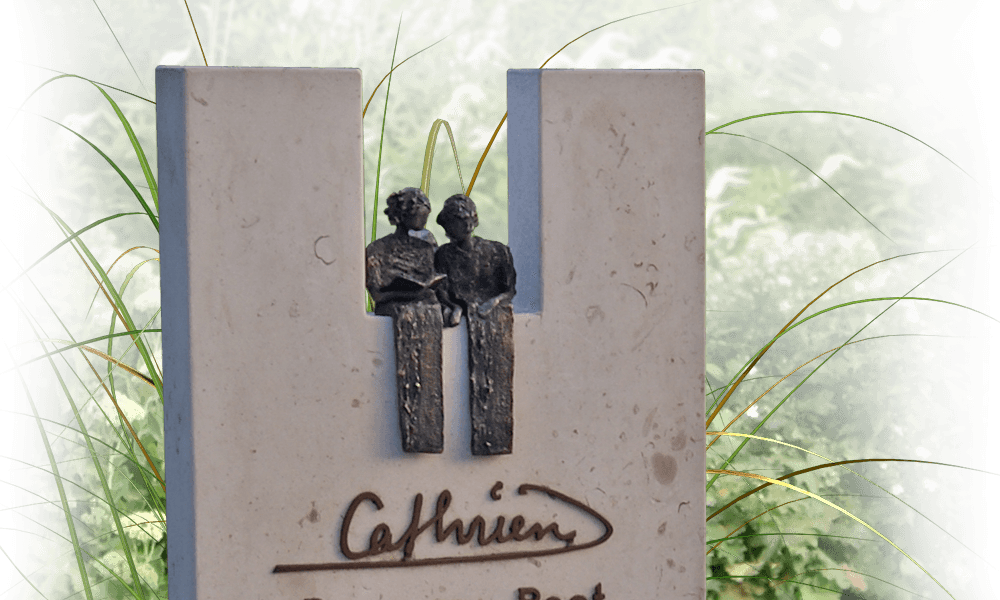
(466, 304, 514, 455)
(365, 188, 445, 453)
(390, 301, 444, 453)
(365, 235, 440, 316)
(435, 194, 517, 455)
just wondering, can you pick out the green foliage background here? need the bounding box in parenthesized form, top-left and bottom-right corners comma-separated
(1, 0, 998, 598)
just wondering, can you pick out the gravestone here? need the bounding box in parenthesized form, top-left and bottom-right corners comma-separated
(158, 66, 705, 599)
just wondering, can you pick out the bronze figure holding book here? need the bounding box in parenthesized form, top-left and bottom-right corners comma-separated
(365, 189, 515, 455)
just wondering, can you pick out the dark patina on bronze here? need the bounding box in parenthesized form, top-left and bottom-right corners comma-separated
(365, 190, 516, 455)
(365, 188, 445, 453)
(435, 194, 516, 455)
(271, 483, 613, 573)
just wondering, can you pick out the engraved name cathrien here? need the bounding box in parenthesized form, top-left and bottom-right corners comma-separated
(272, 482, 614, 573)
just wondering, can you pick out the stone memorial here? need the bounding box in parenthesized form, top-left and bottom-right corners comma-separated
(159, 66, 706, 599)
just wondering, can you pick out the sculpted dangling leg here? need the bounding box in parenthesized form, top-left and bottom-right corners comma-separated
(467, 304, 514, 455)
(391, 302, 445, 453)
(434, 194, 517, 456)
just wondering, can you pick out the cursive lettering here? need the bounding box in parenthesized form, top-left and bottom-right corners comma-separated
(339, 488, 576, 561)
(274, 483, 613, 573)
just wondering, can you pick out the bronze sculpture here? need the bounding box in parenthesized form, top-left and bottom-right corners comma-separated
(435, 194, 516, 455)
(365, 187, 445, 453)
(365, 189, 516, 455)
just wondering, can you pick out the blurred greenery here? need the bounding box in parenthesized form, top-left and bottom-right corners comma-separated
(2, 0, 997, 598)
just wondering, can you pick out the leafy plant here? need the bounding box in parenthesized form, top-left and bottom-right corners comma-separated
(2, 2, 995, 599)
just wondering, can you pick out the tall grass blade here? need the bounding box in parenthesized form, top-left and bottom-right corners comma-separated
(0, 544, 51, 599)
(21, 115, 158, 230)
(5, 459, 155, 598)
(706, 291, 993, 489)
(716, 293, 997, 441)
(719, 131, 894, 242)
(5, 268, 163, 599)
(705, 249, 957, 425)
(707, 340, 841, 448)
(710, 577, 849, 596)
(28, 193, 164, 396)
(89, 0, 147, 93)
(184, 0, 208, 67)
(14, 315, 159, 407)
(77, 341, 165, 493)
(466, 2, 699, 195)
(6, 347, 95, 600)
(106, 246, 158, 268)
(7, 60, 156, 109)
(708, 453, 993, 521)
(0, 209, 146, 294)
(774, 568, 917, 594)
(91, 84, 159, 211)
(707, 468, 955, 599)
(707, 288, 984, 488)
(465, 116, 504, 197)
(5, 329, 162, 369)
(370, 11, 403, 248)
(706, 498, 806, 554)
(419, 118, 464, 196)
(361, 32, 454, 119)
(705, 110, 993, 198)
(705, 432, 1000, 571)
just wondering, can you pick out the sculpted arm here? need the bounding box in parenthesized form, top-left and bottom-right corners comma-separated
(365, 246, 390, 305)
(434, 248, 463, 327)
(366, 242, 442, 306)
(478, 244, 516, 317)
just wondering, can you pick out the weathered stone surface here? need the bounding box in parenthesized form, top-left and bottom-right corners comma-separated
(159, 66, 705, 600)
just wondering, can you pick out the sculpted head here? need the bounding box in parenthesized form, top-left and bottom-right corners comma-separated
(436, 194, 479, 242)
(385, 187, 431, 232)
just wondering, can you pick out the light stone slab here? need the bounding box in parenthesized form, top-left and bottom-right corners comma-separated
(159, 66, 705, 600)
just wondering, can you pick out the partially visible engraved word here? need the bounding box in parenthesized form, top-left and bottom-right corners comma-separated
(518, 582, 605, 600)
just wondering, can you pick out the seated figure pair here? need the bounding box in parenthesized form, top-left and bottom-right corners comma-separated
(365, 187, 515, 456)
